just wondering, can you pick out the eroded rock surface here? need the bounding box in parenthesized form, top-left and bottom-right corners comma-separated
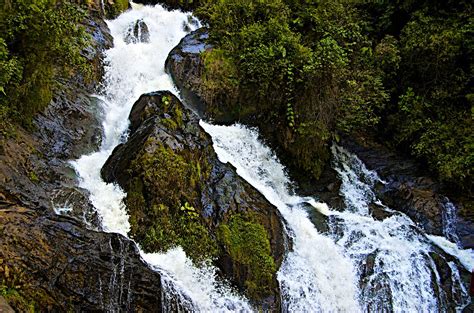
(0, 200, 185, 311)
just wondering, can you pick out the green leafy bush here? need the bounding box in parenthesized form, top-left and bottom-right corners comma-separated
(0, 0, 91, 128)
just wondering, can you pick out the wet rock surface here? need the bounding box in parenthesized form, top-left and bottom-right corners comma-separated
(125, 19, 150, 44)
(166, 28, 211, 118)
(0, 201, 180, 311)
(0, 14, 171, 312)
(1, 15, 112, 221)
(102, 91, 288, 310)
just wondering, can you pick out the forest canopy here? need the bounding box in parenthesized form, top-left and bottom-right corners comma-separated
(192, 0, 473, 191)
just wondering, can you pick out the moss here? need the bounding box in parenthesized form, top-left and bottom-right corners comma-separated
(159, 96, 185, 130)
(106, 0, 129, 18)
(125, 138, 216, 263)
(217, 213, 277, 300)
(0, 262, 42, 312)
(161, 118, 179, 130)
(27, 171, 39, 183)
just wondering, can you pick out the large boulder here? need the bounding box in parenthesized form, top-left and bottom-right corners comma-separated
(101, 91, 288, 310)
(0, 201, 189, 311)
(166, 28, 212, 119)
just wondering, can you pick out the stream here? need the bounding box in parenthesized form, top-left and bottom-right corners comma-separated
(71, 3, 473, 312)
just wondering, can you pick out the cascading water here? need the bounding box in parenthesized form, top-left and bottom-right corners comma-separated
(200, 122, 361, 312)
(69, 2, 472, 311)
(201, 122, 473, 312)
(441, 198, 461, 245)
(72, 4, 251, 311)
(329, 145, 467, 311)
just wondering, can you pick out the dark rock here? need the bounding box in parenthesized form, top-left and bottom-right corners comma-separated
(0, 205, 191, 312)
(368, 202, 394, 221)
(0, 14, 111, 216)
(101, 91, 288, 310)
(378, 182, 444, 235)
(36, 93, 104, 161)
(166, 28, 211, 119)
(124, 19, 150, 44)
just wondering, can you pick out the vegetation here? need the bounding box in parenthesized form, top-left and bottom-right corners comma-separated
(191, 0, 473, 191)
(217, 213, 277, 299)
(195, 0, 389, 178)
(0, 0, 130, 129)
(0, 261, 37, 312)
(126, 138, 218, 262)
(0, 0, 93, 128)
(122, 94, 280, 302)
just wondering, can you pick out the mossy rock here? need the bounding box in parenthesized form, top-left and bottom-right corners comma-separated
(101, 91, 288, 309)
(105, 0, 130, 19)
(166, 29, 332, 183)
(217, 213, 277, 300)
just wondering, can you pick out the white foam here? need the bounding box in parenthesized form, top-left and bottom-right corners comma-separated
(428, 235, 474, 271)
(72, 4, 253, 310)
(201, 122, 361, 312)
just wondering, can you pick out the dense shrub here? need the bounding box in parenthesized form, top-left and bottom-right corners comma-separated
(196, 0, 388, 178)
(194, 0, 472, 190)
(0, 0, 92, 128)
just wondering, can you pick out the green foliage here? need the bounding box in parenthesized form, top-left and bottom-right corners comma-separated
(106, 0, 129, 19)
(196, 0, 389, 178)
(217, 213, 276, 299)
(367, 1, 473, 190)
(0, 0, 91, 128)
(195, 0, 472, 189)
(126, 139, 217, 262)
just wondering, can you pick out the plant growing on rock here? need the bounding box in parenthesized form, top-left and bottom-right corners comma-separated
(0, 0, 93, 128)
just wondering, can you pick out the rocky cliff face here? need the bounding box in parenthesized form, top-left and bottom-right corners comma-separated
(0, 198, 186, 311)
(101, 91, 288, 310)
(0, 11, 170, 312)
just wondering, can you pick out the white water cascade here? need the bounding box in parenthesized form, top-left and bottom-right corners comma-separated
(329, 145, 470, 311)
(72, 4, 252, 311)
(201, 123, 361, 312)
(69, 3, 472, 312)
(201, 122, 472, 312)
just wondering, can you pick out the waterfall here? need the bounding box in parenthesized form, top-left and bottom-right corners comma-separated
(201, 122, 361, 312)
(72, 4, 252, 311)
(69, 2, 472, 311)
(331, 145, 440, 311)
(201, 122, 473, 312)
(441, 198, 461, 245)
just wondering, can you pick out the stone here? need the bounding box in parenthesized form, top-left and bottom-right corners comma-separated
(124, 19, 150, 44)
(0, 204, 191, 311)
(101, 91, 288, 310)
